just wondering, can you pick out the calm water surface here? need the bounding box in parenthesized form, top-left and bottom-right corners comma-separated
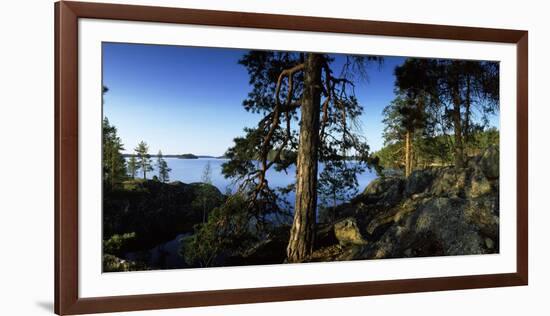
(164, 157, 377, 198)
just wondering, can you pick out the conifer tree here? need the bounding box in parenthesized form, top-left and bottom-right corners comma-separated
(222, 51, 381, 262)
(102, 117, 127, 188)
(102, 86, 127, 188)
(197, 161, 215, 223)
(127, 155, 137, 179)
(156, 150, 171, 183)
(134, 141, 153, 179)
(201, 161, 212, 184)
(318, 160, 359, 223)
(390, 58, 499, 170)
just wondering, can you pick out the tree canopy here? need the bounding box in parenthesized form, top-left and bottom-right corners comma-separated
(220, 51, 382, 262)
(379, 58, 499, 174)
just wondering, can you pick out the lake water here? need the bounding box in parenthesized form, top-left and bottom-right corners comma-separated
(161, 158, 378, 206)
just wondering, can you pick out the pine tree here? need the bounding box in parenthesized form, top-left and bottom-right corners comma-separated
(391, 58, 499, 170)
(222, 51, 381, 262)
(197, 161, 215, 223)
(434, 60, 499, 167)
(391, 58, 440, 176)
(134, 141, 153, 179)
(156, 150, 171, 183)
(102, 86, 127, 189)
(318, 160, 358, 223)
(201, 161, 212, 184)
(102, 117, 126, 189)
(382, 93, 428, 176)
(127, 155, 137, 179)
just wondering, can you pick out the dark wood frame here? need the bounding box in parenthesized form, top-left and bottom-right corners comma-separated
(55, 1, 528, 314)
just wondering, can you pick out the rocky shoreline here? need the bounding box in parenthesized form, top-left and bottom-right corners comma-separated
(104, 147, 499, 271)
(309, 146, 499, 262)
(240, 146, 500, 264)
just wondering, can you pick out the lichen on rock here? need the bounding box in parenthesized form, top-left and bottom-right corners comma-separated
(333, 218, 367, 246)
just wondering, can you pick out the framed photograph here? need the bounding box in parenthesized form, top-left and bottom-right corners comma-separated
(55, 1, 528, 315)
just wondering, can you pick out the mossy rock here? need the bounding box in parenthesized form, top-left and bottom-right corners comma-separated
(102, 254, 148, 272)
(480, 145, 499, 180)
(121, 179, 149, 193)
(334, 218, 367, 246)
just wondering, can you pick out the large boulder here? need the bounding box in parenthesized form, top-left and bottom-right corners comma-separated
(466, 168, 493, 198)
(333, 218, 367, 246)
(361, 177, 404, 207)
(351, 194, 498, 260)
(405, 169, 436, 197)
(463, 196, 499, 238)
(311, 150, 500, 262)
(480, 145, 499, 180)
(430, 167, 468, 197)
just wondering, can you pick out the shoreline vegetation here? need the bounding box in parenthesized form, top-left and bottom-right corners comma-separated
(103, 145, 499, 272)
(121, 153, 228, 159)
(102, 51, 500, 272)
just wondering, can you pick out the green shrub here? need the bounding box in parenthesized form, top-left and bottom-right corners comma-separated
(103, 232, 136, 256)
(102, 254, 148, 272)
(181, 194, 257, 267)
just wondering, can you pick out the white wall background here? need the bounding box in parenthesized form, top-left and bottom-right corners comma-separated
(0, 0, 547, 315)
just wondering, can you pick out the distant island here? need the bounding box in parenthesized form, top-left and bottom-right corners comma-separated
(179, 153, 199, 159)
(122, 153, 227, 159)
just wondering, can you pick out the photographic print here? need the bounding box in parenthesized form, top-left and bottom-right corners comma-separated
(101, 43, 500, 272)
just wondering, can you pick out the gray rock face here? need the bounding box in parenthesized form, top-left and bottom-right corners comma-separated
(405, 169, 436, 197)
(480, 145, 499, 180)
(430, 167, 467, 197)
(467, 169, 493, 198)
(369, 197, 489, 258)
(311, 147, 499, 262)
(361, 177, 404, 207)
(333, 218, 367, 246)
(104, 180, 225, 248)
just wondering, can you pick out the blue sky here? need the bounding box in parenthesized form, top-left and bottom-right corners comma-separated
(101, 42, 491, 156)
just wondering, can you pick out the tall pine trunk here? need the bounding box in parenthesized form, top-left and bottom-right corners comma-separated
(287, 53, 322, 263)
(452, 83, 464, 168)
(404, 130, 412, 177)
(464, 76, 472, 151)
(110, 153, 115, 188)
